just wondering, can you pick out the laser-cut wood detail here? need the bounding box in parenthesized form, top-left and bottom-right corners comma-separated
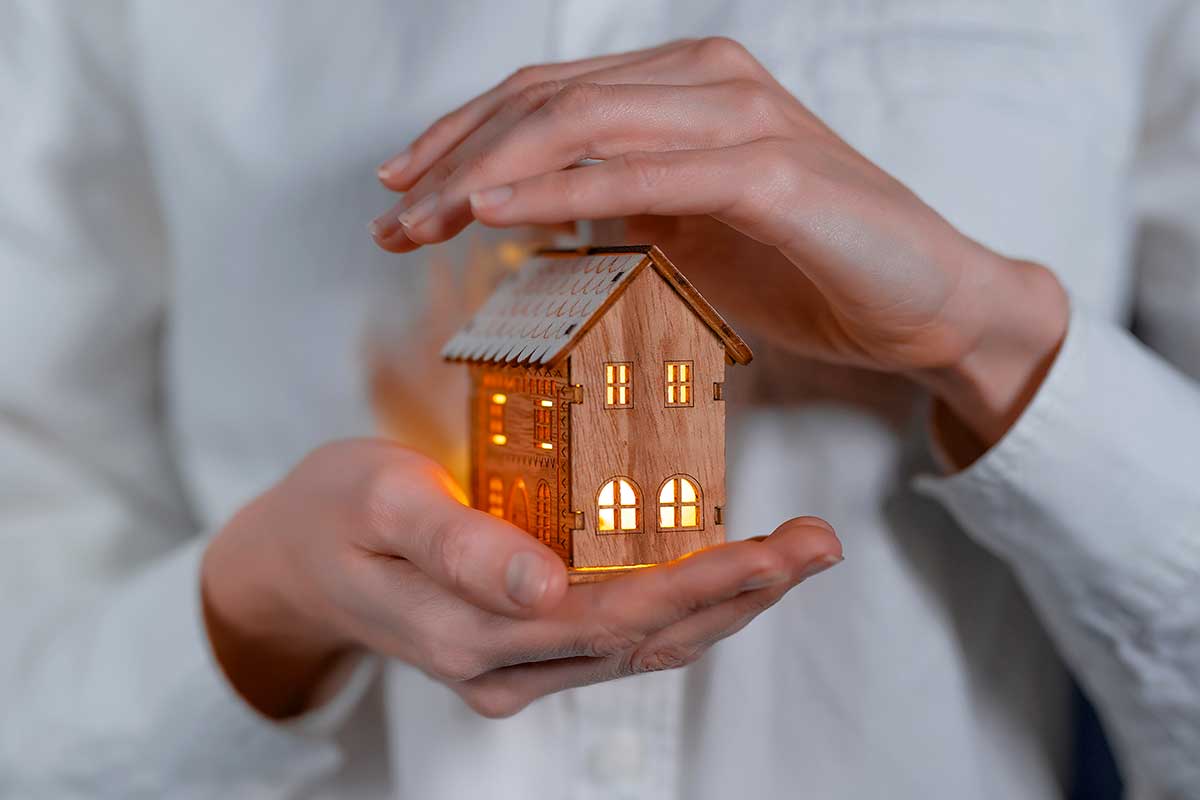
(664, 361, 694, 407)
(445, 247, 752, 581)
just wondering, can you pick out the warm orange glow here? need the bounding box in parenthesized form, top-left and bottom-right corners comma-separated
(491, 433, 507, 445)
(491, 393, 507, 405)
(658, 476, 701, 529)
(598, 477, 640, 531)
(487, 476, 504, 516)
(604, 362, 632, 408)
(665, 361, 694, 407)
(571, 563, 657, 574)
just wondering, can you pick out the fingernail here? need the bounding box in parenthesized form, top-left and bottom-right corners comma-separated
(506, 552, 550, 608)
(470, 185, 513, 210)
(369, 215, 398, 239)
(377, 150, 411, 181)
(739, 571, 790, 592)
(397, 192, 439, 231)
(798, 554, 843, 582)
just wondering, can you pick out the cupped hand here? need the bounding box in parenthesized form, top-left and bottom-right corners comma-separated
(201, 440, 841, 719)
(370, 37, 1067, 447)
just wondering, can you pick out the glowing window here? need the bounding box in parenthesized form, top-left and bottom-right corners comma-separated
(604, 362, 632, 408)
(489, 393, 507, 445)
(487, 476, 504, 517)
(535, 398, 554, 449)
(665, 361, 694, 407)
(597, 477, 640, 532)
(658, 475, 702, 530)
(534, 480, 553, 543)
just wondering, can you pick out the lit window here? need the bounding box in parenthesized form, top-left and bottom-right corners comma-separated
(535, 480, 553, 543)
(487, 476, 504, 517)
(597, 477, 640, 532)
(489, 393, 507, 445)
(665, 361, 694, 407)
(535, 398, 554, 449)
(658, 475, 702, 530)
(509, 479, 529, 530)
(604, 362, 632, 408)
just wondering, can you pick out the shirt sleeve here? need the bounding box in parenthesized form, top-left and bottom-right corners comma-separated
(0, 3, 368, 794)
(915, 5, 1200, 796)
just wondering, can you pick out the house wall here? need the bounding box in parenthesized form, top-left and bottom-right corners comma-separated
(569, 268, 727, 569)
(471, 364, 571, 562)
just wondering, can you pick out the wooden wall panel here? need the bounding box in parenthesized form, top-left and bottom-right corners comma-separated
(470, 365, 571, 562)
(569, 269, 727, 569)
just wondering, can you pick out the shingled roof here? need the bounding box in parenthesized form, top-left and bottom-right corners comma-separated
(441, 246, 752, 368)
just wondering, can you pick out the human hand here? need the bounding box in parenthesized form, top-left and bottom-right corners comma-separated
(201, 440, 841, 718)
(369, 37, 1067, 451)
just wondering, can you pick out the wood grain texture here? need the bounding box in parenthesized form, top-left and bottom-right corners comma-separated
(569, 267, 727, 568)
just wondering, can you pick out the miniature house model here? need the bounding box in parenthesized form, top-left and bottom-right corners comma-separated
(442, 246, 752, 582)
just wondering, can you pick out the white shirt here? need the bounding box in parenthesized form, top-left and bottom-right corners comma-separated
(2, 1, 1198, 798)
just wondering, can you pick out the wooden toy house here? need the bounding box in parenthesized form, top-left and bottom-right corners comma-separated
(442, 246, 752, 582)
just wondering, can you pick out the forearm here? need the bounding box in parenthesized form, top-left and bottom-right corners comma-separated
(916, 308, 1200, 795)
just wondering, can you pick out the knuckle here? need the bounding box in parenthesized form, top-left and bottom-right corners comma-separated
(505, 64, 547, 91)
(430, 518, 474, 592)
(732, 81, 778, 128)
(582, 623, 642, 658)
(550, 81, 605, 115)
(457, 683, 528, 719)
(629, 642, 704, 674)
(695, 36, 755, 71)
(423, 638, 487, 683)
(512, 80, 561, 114)
(621, 151, 670, 194)
(361, 462, 411, 537)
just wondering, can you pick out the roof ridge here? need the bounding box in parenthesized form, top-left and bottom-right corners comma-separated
(441, 246, 752, 367)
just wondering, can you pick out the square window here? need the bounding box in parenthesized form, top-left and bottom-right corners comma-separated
(665, 361, 694, 407)
(534, 398, 554, 448)
(605, 362, 633, 408)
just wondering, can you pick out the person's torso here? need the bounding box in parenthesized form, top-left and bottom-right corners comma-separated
(130, 2, 1145, 797)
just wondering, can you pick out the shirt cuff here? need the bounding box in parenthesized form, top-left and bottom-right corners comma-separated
(109, 535, 371, 792)
(913, 305, 1200, 616)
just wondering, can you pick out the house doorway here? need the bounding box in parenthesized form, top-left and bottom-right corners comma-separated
(509, 479, 530, 532)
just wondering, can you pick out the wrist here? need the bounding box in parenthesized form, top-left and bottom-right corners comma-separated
(201, 494, 353, 718)
(911, 250, 1068, 454)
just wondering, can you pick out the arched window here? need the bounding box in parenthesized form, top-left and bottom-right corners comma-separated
(534, 481, 553, 543)
(509, 479, 530, 531)
(597, 477, 641, 532)
(658, 475, 702, 530)
(486, 476, 504, 517)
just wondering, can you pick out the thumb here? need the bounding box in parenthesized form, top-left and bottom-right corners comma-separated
(367, 471, 569, 618)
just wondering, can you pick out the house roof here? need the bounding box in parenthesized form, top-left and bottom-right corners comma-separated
(441, 245, 753, 367)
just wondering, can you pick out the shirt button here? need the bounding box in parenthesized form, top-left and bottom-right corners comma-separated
(586, 728, 644, 784)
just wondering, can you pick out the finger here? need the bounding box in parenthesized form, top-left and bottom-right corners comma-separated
(457, 524, 841, 717)
(369, 36, 768, 250)
(377, 39, 698, 192)
(486, 516, 841, 666)
(389, 80, 786, 248)
(467, 139, 803, 247)
(370, 42, 775, 251)
(361, 465, 568, 617)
